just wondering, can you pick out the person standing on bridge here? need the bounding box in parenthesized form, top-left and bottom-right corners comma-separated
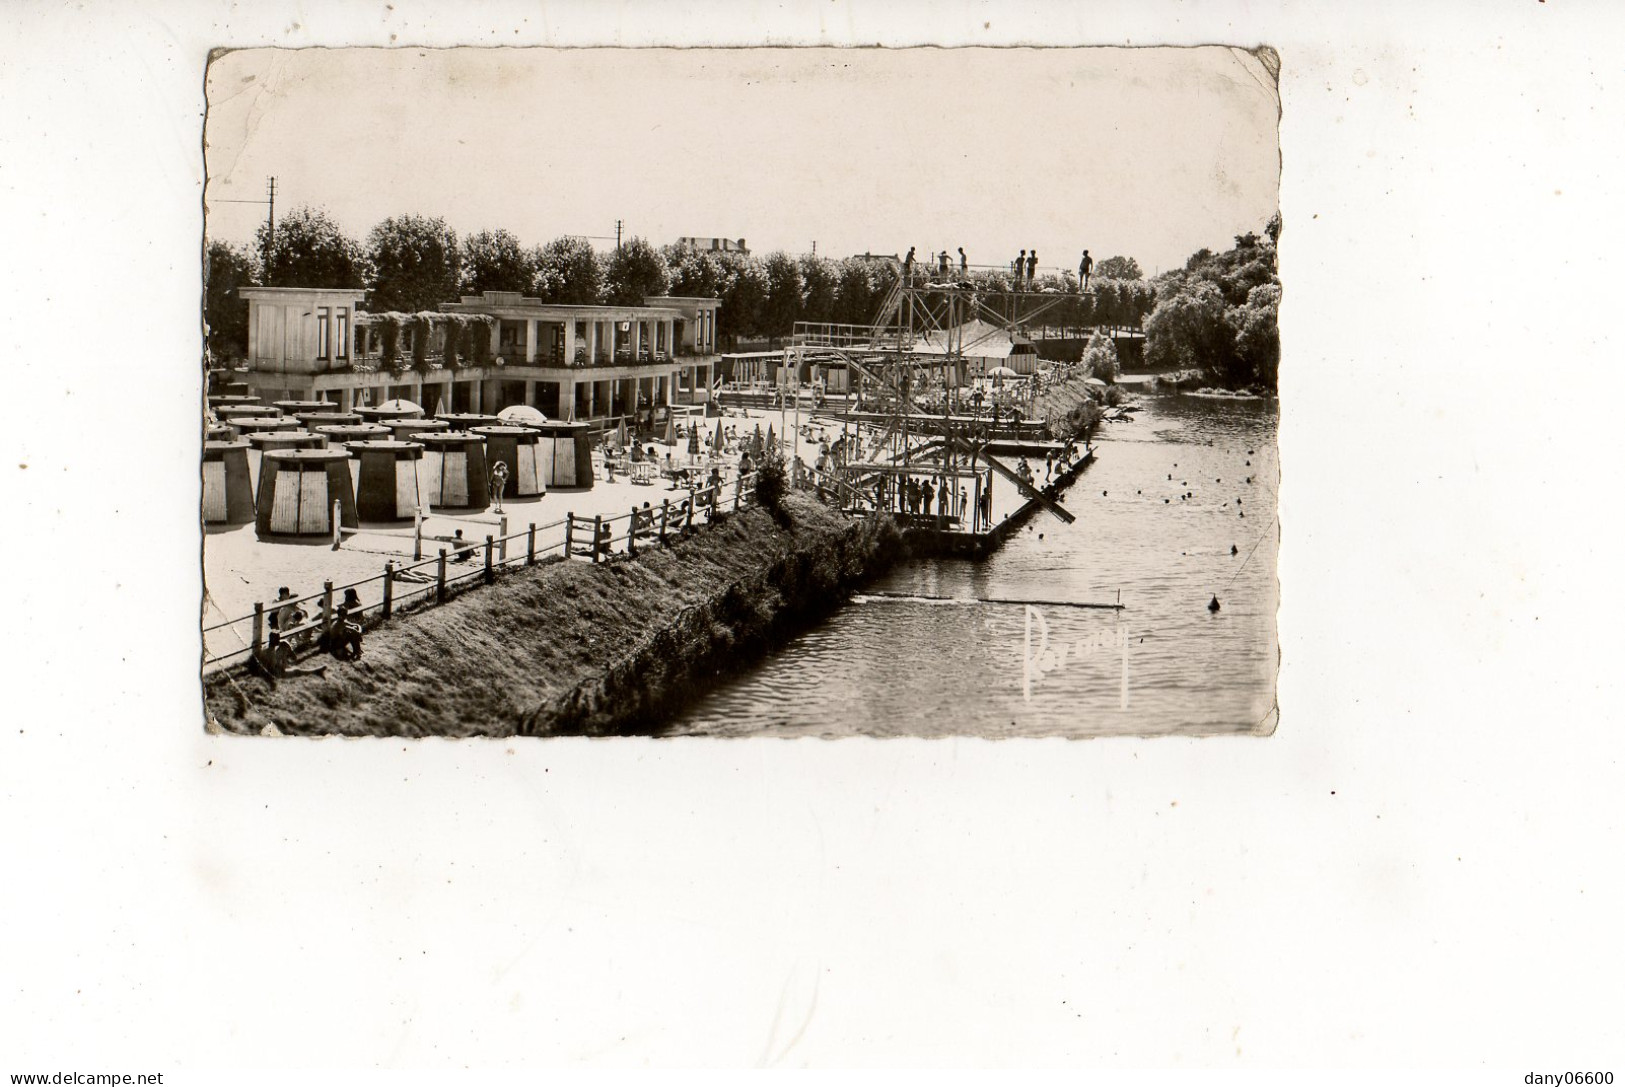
(1078, 249, 1093, 291)
(938, 249, 950, 276)
(958, 247, 967, 272)
(1026, 250, 1039, 288)
(903, 246, 916, 283)
(1014, 249, 1026, 288)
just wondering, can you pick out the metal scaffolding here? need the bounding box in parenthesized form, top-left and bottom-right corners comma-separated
(790, 273, 1081, 531)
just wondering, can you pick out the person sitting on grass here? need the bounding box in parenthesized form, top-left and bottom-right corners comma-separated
(255, 629, 327, 680)
(317, 603, 364, 661)
(270, 586, 304, 634)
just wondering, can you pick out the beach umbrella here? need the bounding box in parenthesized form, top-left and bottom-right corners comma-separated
(1083, 377, 1108, 388)
(497, 404, 548, 427)
(713, 419, 724, 451)
(663, 415, 676, 444)
(987, 366, 1018, 378)
(766, 423, 776, 451)
(615, 418, 628, 448)
(687, 425, 701, 455)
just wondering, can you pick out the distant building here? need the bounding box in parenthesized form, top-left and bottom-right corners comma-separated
(233, 287, 721, 425)
(851, 252, 900, 264)
(676, 236, 750, 257)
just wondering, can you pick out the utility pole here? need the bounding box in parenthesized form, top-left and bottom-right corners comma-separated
(210, 176, 276, 267)
(265, 176, 276, 267)
(615, 219, 623, 251)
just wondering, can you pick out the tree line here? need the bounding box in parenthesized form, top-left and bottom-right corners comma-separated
(204, 204, 1164, 361)
(1142, 214, 1281, 391)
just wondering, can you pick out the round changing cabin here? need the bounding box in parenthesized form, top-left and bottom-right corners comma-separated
(254, 448, 358, 542)
(530, 420, 595, 489)
(248, 429, 326, 452)
(436, 412, 501, 431)
(205, 422, 236, 442)
(230, 416, 300, 436)
(216, 403, 281, 423)
(294, 410, 362, 430)
(471, 426, 546, 498)
(356, 403, 423, 424)
(312, 422, 391, 446)
(346, 440, 426, 523)
(272, 399, 334, 416)
(207, 394, 260, 411)
(385, 417, 451, 442)
(201, 439, 254, 525)
(418, 431, 490, 510)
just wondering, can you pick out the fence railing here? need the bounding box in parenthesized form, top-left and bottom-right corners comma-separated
(202, 472, 761, 675)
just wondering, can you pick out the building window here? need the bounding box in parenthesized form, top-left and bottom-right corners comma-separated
(316, 307, 331, 361)
(335, 308, 349, 360)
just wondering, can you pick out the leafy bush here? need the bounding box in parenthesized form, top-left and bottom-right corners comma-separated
(753, 448, 788, 516)
(1080, 330, 1120, 383)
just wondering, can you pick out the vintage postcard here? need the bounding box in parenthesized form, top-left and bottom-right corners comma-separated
(200, 46, 1281, 738)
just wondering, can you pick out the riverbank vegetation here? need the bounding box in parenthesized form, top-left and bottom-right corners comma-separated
(1143, 216, 1280, 392)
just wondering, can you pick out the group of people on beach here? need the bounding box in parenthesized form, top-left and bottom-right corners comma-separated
(256, 584, 366, 678)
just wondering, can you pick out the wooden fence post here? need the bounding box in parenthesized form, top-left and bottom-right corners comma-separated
(251, 602, 264, 656)
(498, 516, 508, 562)
(526, 522, 536, 566)
(735, 473, 742, 511)
(436, 549, 448, 604)
(591, 515, 603, 563)
(321, 580, 334, 628)
(564, 513, 575, 559)
(382, 562, 394, 619)
(484, 536, 495, 584)
(627, 507, 639, 557)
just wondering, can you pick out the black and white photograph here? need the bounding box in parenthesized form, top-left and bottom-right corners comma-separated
(199, 45, 1281, 738)
(7, 0, 1624, 1079)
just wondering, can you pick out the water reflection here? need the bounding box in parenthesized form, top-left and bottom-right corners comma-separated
(665, 393, 1279, 738)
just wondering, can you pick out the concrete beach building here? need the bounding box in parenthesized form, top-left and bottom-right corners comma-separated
(470, 425, 545, 498)
(418, 432, 490, 510)
(201, 439, 254, 525)
(253, 448, 358, 542)
(347, 440, 426, 523)
(233, 287, 721, 429)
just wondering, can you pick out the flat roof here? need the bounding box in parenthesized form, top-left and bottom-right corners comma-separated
(239, 286, 365, 300)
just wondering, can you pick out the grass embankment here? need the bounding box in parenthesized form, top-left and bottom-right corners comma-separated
(204, 493, 902, 738)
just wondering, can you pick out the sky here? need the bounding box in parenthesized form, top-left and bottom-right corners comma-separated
(204, 46, 1280, 278)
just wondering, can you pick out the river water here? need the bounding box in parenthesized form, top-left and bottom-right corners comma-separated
(665, 393, 1279, 738)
